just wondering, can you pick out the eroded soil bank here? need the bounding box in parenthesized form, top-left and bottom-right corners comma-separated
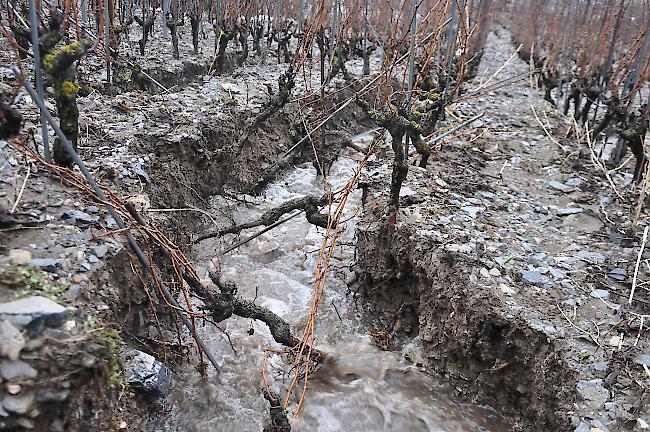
(157, 132, 508, 431)
(355, 30, 650, 431)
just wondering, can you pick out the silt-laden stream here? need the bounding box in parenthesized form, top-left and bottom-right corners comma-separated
(166, 132, 508, 431)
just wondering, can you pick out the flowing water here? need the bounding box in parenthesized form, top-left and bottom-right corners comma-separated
(166, 132, 508, 431)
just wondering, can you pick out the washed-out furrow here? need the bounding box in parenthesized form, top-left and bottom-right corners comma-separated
(162, 131, 507, 431)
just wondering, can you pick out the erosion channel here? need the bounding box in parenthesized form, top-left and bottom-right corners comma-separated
(166, 131, 507, 431)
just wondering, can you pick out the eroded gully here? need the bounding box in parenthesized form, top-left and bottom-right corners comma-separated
(163, 131, 509, 431)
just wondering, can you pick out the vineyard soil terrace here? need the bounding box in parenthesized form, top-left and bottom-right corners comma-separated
(0, 1, 649, 431)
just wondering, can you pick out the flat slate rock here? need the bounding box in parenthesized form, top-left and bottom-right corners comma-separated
(520, 270, 550, 285)
(590, 289, 610, 299)
(0, 359, 37, 380)
(28, 258, 63, 273)
(461, 206, 484, 218)
(557, 207, 584, 216)
(577, 379, 609, 410)
(634, 354, 650, 367)
(576, 250, 607, 264)
(0, 296, 69, 337)
(608, 268, 627, 281)
(549, 180, 575, 193)
(94, 245, 109, 258)
(61, 210, 99, 226)
(2, 392, 35, 415)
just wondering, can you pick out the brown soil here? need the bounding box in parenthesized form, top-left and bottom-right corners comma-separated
(356, 223, 577, 430)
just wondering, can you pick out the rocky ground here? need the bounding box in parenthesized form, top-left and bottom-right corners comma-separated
(355, 29, 650, 431)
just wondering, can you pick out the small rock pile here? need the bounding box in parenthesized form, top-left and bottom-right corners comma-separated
(0, 296, 96, 430)
(0, 292, 174, 431)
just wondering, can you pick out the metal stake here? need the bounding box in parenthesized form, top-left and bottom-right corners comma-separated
(81, 0, 88, 24)
(28, 0, 51, 161)
(104, 0, 111, 90)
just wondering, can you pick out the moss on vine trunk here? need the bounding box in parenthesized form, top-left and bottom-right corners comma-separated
(43, 40, 91, 168)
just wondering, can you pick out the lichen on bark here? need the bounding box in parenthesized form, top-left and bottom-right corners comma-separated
(43, 40, 91, 167)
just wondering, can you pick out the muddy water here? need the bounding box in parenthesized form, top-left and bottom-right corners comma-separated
(166, 132, 508, 431)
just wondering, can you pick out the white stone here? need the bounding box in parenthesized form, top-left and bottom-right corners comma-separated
(0, 297, 66, 316)
(6, 384, 21, 395)
(0, 321, 25, 360)
(9, 249, 32, 265)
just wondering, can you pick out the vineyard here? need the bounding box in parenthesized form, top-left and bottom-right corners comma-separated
(0, 0, 649, 431)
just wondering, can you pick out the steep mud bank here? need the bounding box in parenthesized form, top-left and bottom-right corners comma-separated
(139, 83, 372, 238)
(356, 223, 575, 430)
(354, 134, 577, 430)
